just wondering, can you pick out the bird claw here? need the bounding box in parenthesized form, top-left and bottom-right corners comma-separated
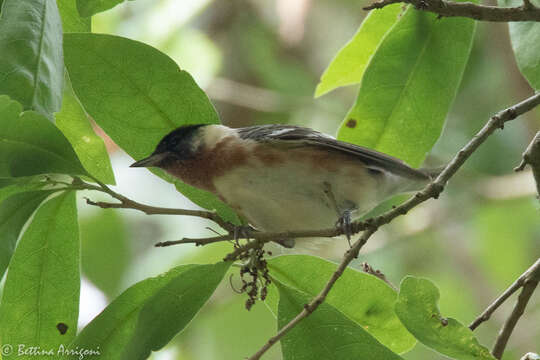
(336, 210, 353, 246)
(231, 224, 256, 243)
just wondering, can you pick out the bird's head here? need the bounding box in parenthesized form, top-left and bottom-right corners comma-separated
(130, 124, 208, 169)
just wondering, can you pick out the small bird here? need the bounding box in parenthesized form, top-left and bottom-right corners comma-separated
(131, 124, 436, 247)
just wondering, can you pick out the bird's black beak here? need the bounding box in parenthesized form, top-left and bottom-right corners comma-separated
(130, 152, 170, 168)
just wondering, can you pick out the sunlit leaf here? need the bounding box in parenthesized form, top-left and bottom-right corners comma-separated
(0, 96, 87, 178)
(277, 282, 403, 360)
(57, 0, 91, 33)
(395, 277, 495, 360)
(338, 7, 476, 167)
(77, 0, 134, 17)
(0, 191, 54, 279)
(268, 255, 416, 354)
(64, 33, 239, 224)
(0, 192, 80, 347)
(315, 4, 402, 97)
(0, 0, 64, 119)
(56, 75, 115, 184)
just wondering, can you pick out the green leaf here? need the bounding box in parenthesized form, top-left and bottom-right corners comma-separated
(0, 190, 54, 279)
(277, 282, 403, 360)
(498, 0, 540, 90)
(0, 176, 49, 203)
(56, 74, 115, 184)
(268, 255, 416, 354)
(80, 209, 129, 298)
(73, 262, 230, 360)
(123, 261, 231, 360)
(509, 22, 540, 90)
(77, 0, 133, 17)
(0, 192, 80, 349)
(57, 0, 91, 33)
(337, 7, 476, 167)
(64, 33, 239, 224)
(72, 265, 196, 359)
(315, 4, 402, 98)
(0, 0, 64, 119)
(395, 277, 495, 360)
(0, 95, 87, 178)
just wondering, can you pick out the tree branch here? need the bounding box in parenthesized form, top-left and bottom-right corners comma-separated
(469, 258, 540, 330)
(246, 92, 540, 360)
(66, 179, 236, 232)
(492, 263, 540, 359)
(363, 0, 540, 22)
(514, 131, 540, 198)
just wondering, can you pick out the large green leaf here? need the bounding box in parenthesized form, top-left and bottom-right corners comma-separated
(315, 4, 401, 98)
(64, 33, 239, 224)
(268, 255, 415, 354)
(337, 7, 476, 167)
(123, 261, 231, 360)
(72, 265, 196, 359)
(277, 282, 403, 360)
(80, 209, 129, 298)
(73, 262, 230, 360)
(77, 0, 133, 17)
(0, 96, 87, 178)
(58, 0, 91, 33)
(0, 0, 64, 119)
(0, 190, 54, 279)
(56, 74, 115, 184)
(395, 277, 495, 360)
(0, 192, 80, 351)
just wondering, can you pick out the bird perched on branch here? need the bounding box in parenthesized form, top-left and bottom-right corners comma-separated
(131, 124, 437, 247)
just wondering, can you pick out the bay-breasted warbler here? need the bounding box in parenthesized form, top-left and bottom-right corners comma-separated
(131, 124, 437, 247)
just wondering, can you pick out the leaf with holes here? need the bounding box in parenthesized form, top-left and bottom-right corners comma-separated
(268, 255, 416, 354)
(395, 277, 495, 360)
(0, 0, 64, 119)
(64, 33, 238, 223)
(337, 6, 475, 167)
(0, 192, 80, 347)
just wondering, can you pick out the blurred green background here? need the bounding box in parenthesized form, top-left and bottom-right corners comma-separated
(77, 0, 540, 359)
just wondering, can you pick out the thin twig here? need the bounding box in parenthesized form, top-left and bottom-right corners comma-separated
(66, 178, 236, 232)
(363, 0, 540, 22)
(514, 131, 540, 198)
(469, 258, 540, 331)
(492, 275, 539, 358)
(246, 93, 540, 360)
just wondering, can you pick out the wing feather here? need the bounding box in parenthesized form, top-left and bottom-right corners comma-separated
(237, 125, 429, 180)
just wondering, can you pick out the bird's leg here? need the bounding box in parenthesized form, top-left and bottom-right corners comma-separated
(323, 182, 353, 244)
(232, 224, 257, 244)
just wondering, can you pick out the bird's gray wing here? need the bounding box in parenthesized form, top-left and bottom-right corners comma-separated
(237, 124, 429, 180)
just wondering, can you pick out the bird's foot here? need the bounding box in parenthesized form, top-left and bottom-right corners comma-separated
(231, 224, 257, 244)
(336, 210, 353, 246)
